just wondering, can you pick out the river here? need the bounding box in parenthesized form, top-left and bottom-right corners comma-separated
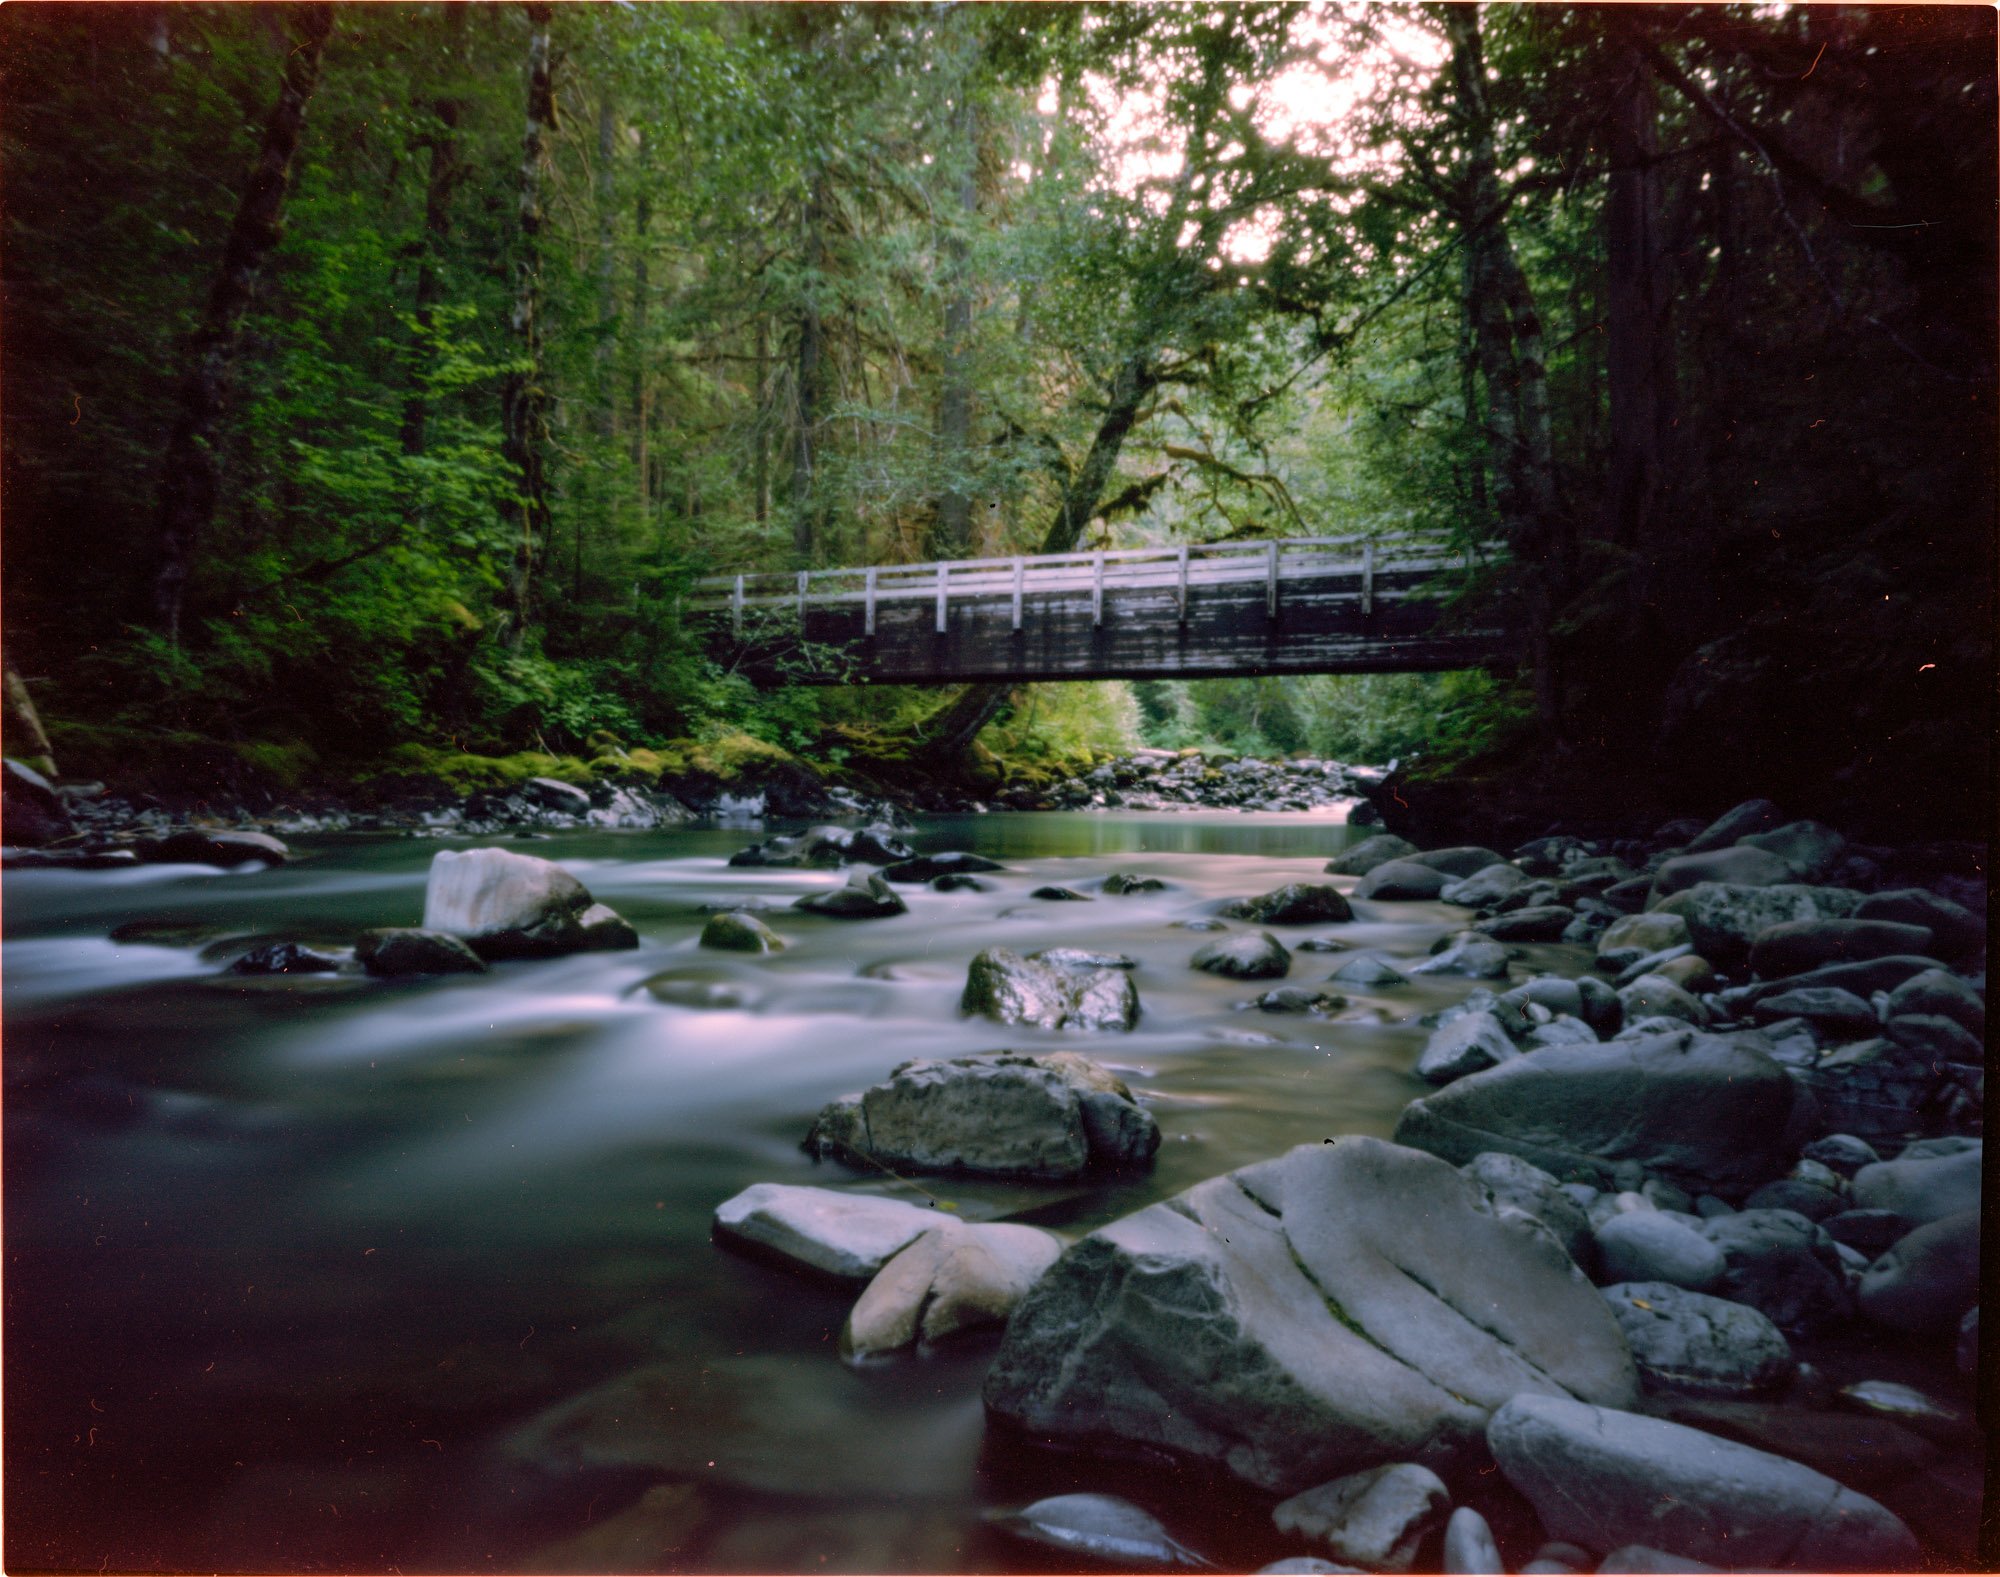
(0, 812, 1676, 1570)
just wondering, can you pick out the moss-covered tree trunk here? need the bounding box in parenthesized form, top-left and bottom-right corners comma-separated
(147, 2, 334, 644)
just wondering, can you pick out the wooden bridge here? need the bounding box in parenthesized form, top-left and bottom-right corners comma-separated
(686, 535, 1512, 686)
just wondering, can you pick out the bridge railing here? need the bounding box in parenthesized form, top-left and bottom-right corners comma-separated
(686, 534, 1474, 637)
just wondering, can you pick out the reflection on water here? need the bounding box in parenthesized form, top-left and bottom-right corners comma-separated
(3, 811, 1528, 1572)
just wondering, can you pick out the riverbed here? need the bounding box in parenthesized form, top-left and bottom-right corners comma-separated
(0, 811, 1956, 1572)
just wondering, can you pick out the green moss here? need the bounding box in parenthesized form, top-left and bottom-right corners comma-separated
(229, 739, 320, 792)
(358, 743, 595, 798)
(651, 729, 801, 783)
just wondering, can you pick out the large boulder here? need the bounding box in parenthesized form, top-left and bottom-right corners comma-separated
(1487, 1394, 1919, 1571)
(1460, 1152, 1593, 1268)
(984, 1137, 1639, 1495)
(1650, 846, 1796, 899)
(712, 1183, 940, 1281)
(1595, 912, 1690, 970)
(1601, 1282, 1795, 1398)
(1738, 820, 1848, 883)
(1440, 864, 1528, 908)
(700, 910, 786, 953)
(422, 847, 631, 960)
(1853, 890, 1984, 965)
(148, 828, 290, 867)
(1647, 883, 1861, 969)
(1882, 969, 1984, 1037)
(2, 757, 71, 847)
(1856, 1212, 1980, 1334)
(1693, 1210, 1850, 1336)
(962, 949, 1139, 1032)
(805, 1051, 1158, 1179)
(1416, 1011, 1519, 1085)
(1393, 1029, 1816, 1197)
(844, 1220, 1064, 1357)
(1681, 798, 1785, 854)
(1724, 955, 1948, 1011)
(1409, 846, 1507, 878)
(1409, 937, 1511, 979)
(1223, 884, 1354, 925)
(1356, 861, 1448, 901)
(1747, 919, 1933, 980)
(1475, 905, 1574, 943)
(1324, 834, 1418, 877)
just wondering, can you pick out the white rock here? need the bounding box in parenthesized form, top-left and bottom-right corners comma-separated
(712, 1183, 940, 1281)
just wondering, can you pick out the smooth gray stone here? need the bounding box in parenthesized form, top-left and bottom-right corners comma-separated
(1615, 974, 1707, 1026)
(1596, 1546, 1719, 1573)
(1651, 846, 1796, 899)
(1601, 1281, 1794, 1397)
(880, 851, 1003, 882)
(147, 827, 289, 867)
(1441, 863, 1528, 908)
(1417, 1010, 1519, 1086)
(1834, 1379, 1975, 1445)
(700, 910, 786, 952)
(1858, 1209, 1980, 1334)
(793, 870, 909, 918)
(1395, 1029, 1814, 1197)
(1682, 798, 1784, 854)
(1595, 1213, 1726, 1291)
(985, 1137, 1638, 1495)
(1524, 1014, 1599, 1049)
(1487, 1393, 1919, 1570)
(423, 846, 606, 959)
(1694, 1210, 1851, 1336)
(1885, 1011, 1982, 1061)
(1030, 947, 1139, 971)
(712, 1183, 938, 1281)
(1259, 1561, 1364, 1575)
(1324, 834, 1419, 877)
(991, 1493, 1218, 1571)
(1821, 1209, 1909, 1259)
(1738, 819, 1847, 882)
(1851, 1143, 1981, 1225)
(1463, 1151, 1594, 1268)
(1801, 1133, 1881, 1177)
(1476, 905, 1574, 942)
(843, 1219, 1064, 1356)
(1724, 954, 1949, 1009)
(1747, 986, 1876, 1038)
(1410, 938, 1511, 979)
(1329, 954, 1410, 988)
(1192, 931, 1292, 980)
(1356, 860, 1448, 901)
(1748, 918, 1932, 979)
(1856, 891, 1985, 963)
(1597, 911, 1690, 962)
(1441, 1506, 1503, 1575)
(1271, 1463, 1448, 1574)
(355, 926, 487, 977)
(1647, 881, 1862, 968)
(1410, 845, 1507, 878)
(1741, 1179, 1841, 1221)
(1882, 967, 1985, 1035)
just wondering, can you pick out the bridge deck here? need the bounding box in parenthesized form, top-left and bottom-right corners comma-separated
(687, 536, 1512, 686)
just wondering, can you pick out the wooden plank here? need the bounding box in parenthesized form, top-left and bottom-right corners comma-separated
(864, 567, 877, 636)
(1176, 544, 1189, 622)
(1266, 540, 1278, 619)
(1011, 557, 1024, 632)
(935, 563, 948, 634)
(1091, 553, 1104, 627)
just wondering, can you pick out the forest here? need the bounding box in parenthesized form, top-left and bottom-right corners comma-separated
(3, 1, 1993, 832)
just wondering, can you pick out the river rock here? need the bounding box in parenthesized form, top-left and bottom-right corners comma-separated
(989, 1494, 1216, 1571)
(880, 851, 1003, 883)
(576, 902, 639, 951)
(1650, 846, 1796, 899)
(1747, 987, 1877, 1039)
(712, 1183, 940, 1281)
(1603, 1281, 1794, 1397)
(1851, 1143, 1981, 1225)
(1355, 860, 1448, 901)
(148, 828, 290, 867)
(1486, 1394, 1919, 1571)
(1595, 911, 1690, 968)
(1102, 871, 1168, 894)
(1738, 820, 1847, 883)
(1475, 905, 1573, 942)
(1249, 987, 1348, 1016)
(1271, 1464, 1449, 1573)
(1441, 1507, 1503, 1575)
(1724, 954, 1947, 1009)
(1223, 884, 1354, 925)
(1461, 1151, 1593, 1268)
(1393, 1028, 1815, 1196)
(1856, 1211, 1979, 1333)
(1440, 863, 1527, 908)
(1835, 1380, 1974, 1446)
(1882, 968, 1984, 1036)
(844, 1220, 1064, 1357)
(355, 926, 487, 977)
(1822, 1209, 1908, 1258)
(1802, 1134, 1881, 1177)
(2, 758, 70, 846)
(805, 1051, 1157, 1179)
(1409, 938, 1510, 979)
(1885, 1011, 1982, 1062)
(423, 847, 628, 960)
(1648, 882, 1862, 967)
(1325, 834, 1418, 876)
(1410, 846, 1507, 878)
(962, 948, 1138, 1032)
(700, 911, 786, 952)
(1030, 885, 1092, 901)
(1694, 1210, 1850, 1335)
(227, 941, 342, 976)
(1192, 931, 1291, 980)
(1614, 975, 1706, 1027)
(1683, 798, 1785, 853)
(1595, 1213, 1725, 1292)
(1742, 1179, 1842, 1221)
(1258, 1560, 1361, 1574)
(1030, 947, 1138, 970)
(1329, 955, 1409, 988)
(794, 870, 909, 918)
(730, 824, 904, 868)
(1416, 1011, 1518, 1085)
(1747, 919, 1933, 980)
(1855, 889, 1985, 964)
(984, 1137, 1638, 1495)
(931, 873, 987, 892)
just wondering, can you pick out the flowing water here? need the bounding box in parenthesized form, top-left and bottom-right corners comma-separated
(0, 814, 1690, 1570)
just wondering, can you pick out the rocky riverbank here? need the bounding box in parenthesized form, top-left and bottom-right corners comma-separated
(694, 795, 1985, 1573)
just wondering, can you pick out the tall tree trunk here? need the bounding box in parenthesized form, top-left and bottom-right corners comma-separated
(398, 18, 464, 462)
(498, 1, 555, 650)
(630, 126, 651, 523)
(791, 170, 828, 565)
(1444, 3, 1564, 732)
(753, 314, 771, 528)
(929, 85, 978, 559)
(147, 2, 334, 642)
(919, 350, 1159, 758)
(1604, 51, 1672, 548)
